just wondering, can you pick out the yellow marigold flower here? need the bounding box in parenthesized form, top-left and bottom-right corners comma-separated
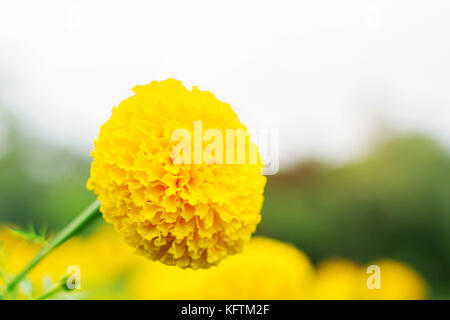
(0, 227, 49, 298)
(87, 79, 266, 269)
(129, 262, 211, 300)
(211, 237, 314, 299)
(0, 225, 140, 299)
(313, 258, 428, 300)
(35, 225, 140, 295)
(361, 259, 427, 300)
(0, 227, 41, 276)
(129, 237, 314, 300)
(313, 259, 362, 300)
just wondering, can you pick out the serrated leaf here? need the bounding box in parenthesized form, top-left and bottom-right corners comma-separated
(9, 225, 48, 244)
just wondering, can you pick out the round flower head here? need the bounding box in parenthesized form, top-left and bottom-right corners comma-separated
(361, 259, 427, 300)
(209, 237, 314, 299)
(87, 79, 266, 269)
(313, 258, 427, 300)
(313, 259, 362, 300)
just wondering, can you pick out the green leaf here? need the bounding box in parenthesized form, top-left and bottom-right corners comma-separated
(9, 224, 48, 245)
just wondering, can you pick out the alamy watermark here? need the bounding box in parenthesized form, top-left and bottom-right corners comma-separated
(366, 264, 381, 290)
(66, 265, 81, 290)
(170, 121, 279, 175)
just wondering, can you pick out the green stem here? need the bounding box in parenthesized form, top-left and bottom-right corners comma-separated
(5, 200, 101, 294)
(35, 281, 66, 300)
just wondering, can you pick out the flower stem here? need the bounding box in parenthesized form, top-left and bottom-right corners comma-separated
(36, 285, 64, 300)
(5, 200, 101, 294)
(35, 279, 67, 300)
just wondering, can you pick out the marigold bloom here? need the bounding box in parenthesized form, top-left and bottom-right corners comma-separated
(361, 259, 427, 300)
(210, 237, 314, 299)
(0, 225, 140, 299)
(87, 79, 266, 269)
(129, 237, 314, 299)
(313, 259, 362, 300)
(313, 258, 427, 300)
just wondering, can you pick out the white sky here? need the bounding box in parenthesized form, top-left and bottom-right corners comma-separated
(0, 0, 449, 169)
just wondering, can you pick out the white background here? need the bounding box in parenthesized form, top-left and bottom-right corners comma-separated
(0, 0, 449, 169)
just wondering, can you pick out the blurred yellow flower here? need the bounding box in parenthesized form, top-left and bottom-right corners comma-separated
(87, 79, 266, 269)
(313, 259, 362, 300)
(361, 259, 427, 300)
(129, 237, 314, 300)
(312, 258, 427, 300)
(211, 237, 314, 299)
(0, 225, 141, 299)
(0, 227, 41, 298)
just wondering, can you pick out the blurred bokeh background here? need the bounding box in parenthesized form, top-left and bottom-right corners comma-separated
(0, 0, 449, 298)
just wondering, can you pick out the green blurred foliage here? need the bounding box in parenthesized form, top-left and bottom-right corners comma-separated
(0, 108, 449, 298)
(0, 109, 96, 230)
